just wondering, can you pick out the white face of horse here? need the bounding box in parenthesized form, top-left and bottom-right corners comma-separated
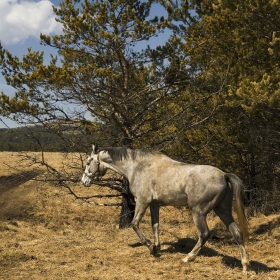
(81, 152, 106, 187)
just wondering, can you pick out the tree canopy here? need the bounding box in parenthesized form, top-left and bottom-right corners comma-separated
(0, 0, 203, 150)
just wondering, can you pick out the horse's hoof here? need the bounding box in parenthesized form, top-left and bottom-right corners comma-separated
(182, 255, 195, 262)
(149, 244, 161, 257)
(146, 240, 152, 248)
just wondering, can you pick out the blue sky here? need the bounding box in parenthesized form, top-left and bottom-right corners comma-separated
(0, 0, 171, 128)
(0, 0, 63, 128)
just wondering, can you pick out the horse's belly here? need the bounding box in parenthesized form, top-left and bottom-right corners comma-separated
(159, 196, 188, 206)
(153, 185, 188, 206)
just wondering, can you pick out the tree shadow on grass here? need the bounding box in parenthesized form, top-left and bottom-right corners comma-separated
(129, 237, 278, 274)
(0, 171, 39, 193)
(252, 216, 280, 237)
(0, 171, 41, 221)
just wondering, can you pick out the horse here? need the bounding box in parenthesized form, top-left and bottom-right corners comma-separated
(81, 145, 249, 273)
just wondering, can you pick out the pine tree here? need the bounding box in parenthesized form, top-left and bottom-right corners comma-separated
(177, 0, 280, 210)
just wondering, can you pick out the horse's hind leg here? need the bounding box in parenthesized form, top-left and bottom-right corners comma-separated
(229, 222, 248, 273)
(182, 208, 210, 262)
(131, 201, 153, 250)
(150, 202, 160, 256)
(214, 200, 249, 273)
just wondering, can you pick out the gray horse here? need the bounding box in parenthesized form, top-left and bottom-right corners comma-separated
(81, 145, 249, 273)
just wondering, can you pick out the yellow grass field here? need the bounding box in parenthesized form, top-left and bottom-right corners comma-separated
(0, 152, 279, 279)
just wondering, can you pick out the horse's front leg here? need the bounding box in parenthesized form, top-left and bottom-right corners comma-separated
(150, 202, 160, 256)
(131, 202, 152, 249)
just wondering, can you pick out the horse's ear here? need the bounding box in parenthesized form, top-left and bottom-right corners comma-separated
(92, 144, 99, 154)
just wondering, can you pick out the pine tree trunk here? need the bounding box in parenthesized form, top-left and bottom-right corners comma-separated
(119, 178, 135, 229)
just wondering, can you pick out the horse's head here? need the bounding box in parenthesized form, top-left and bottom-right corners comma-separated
(81, 144, 107, 187)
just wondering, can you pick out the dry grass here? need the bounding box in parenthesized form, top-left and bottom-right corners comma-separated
(0, 152, 279, 279)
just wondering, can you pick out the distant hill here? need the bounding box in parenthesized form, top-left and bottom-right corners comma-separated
(0, 126, 67, 151)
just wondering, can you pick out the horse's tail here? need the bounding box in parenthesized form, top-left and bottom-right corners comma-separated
(225, 173, 249, 243)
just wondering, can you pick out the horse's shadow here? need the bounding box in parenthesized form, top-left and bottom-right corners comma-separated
(129, 237, 278, 274)
(161, 237, 218, 257)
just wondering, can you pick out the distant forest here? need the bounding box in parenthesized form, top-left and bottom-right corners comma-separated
(0, 126, 67, 151)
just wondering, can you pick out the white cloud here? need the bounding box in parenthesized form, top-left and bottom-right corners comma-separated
(0, 0, 62, 45)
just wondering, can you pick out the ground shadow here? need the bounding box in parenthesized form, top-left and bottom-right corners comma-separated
(0, 171, 39, 193)
(161, 237, 218, 257)
(0, 171, 41, 221)
(129, 238, 218, 257)
(129, 242, 143, 248)
(252, 216, 280, 236)
(223, 255, 278, 274)
(129, 237, 278, 273)
(249, 260, 279, 274)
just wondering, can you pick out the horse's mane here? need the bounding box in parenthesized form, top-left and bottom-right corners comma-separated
(99, 147, 161, 161)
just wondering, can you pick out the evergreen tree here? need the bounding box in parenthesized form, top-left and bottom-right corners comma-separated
(176, 0, 280, 208)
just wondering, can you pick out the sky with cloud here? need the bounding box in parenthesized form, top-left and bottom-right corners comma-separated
(0, 0, 62, 45)
(0, 0, 63, 128)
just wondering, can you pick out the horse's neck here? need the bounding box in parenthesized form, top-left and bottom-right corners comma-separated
(103, 158, 135, 179)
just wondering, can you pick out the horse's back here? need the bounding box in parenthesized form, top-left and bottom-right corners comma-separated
(133, 157, 227, 208)
(185, 164, 226, 187)
(132, 158, 190, 206)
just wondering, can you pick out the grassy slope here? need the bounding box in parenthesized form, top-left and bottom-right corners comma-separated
(0, 152, 279, 279)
